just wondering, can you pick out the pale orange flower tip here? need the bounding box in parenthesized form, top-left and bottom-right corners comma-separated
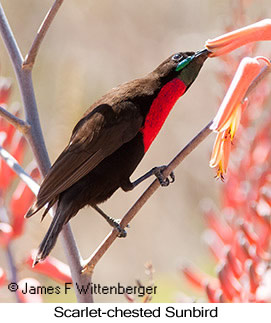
(209, 132, 224, 168)
(209, 55, 271, 180)
(205, 19, 271, 57)
(209, 130, 231, 180)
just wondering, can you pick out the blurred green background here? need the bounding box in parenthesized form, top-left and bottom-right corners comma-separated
(0, 0, 270, 302)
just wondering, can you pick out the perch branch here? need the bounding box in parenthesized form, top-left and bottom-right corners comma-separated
(23, 0, 64, 70)
(0, 106, 30, 135)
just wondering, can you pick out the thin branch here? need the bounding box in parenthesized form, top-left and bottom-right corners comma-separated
(82, 58, 271, 274)
(0, 145, 40, 195)
(22, 0, 64, 70)
(0, 106, 30, 135)
(0, 4, 50, 177)
(0, 3, 23, 71)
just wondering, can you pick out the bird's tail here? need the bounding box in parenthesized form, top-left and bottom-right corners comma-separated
(34, 200, 74, 266)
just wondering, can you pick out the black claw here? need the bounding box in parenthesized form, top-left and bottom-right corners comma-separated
(109, 218, 127, 238)
(117, 227, 127, 238)
(153, 166, 175, 187)
(160, 177, 169, 186)
(115, 218, 130, 228)
(169, 171, 175, 183)
(113, 220, 127, 237)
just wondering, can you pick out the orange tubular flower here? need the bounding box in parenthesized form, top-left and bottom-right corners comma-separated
(205, 19, 271, 57)
(211, 56, 270, 132)
(209, 56, 271, 179)
(209, 131, 231, 180)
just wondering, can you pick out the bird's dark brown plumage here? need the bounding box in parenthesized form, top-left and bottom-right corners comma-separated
(26, 49, 209, 263)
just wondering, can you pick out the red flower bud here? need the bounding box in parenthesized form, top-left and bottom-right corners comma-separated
(24, 250, 72, 284)
(205, 283, 224, 303)
(181, 263, 217, 290)
(217, 263, 241, 302)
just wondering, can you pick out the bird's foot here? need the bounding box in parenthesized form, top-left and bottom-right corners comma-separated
(92, 205, 129, 238)
(153, 166, 175, 187)
(107, 216, 127, 238)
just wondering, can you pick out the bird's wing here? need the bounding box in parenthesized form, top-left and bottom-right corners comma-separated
(32, 102, 143, 213)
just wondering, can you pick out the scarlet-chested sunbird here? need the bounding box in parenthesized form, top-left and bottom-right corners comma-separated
(26, 49, 210, 264)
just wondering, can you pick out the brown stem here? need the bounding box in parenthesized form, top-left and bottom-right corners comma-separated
(22, 0, 64, 70)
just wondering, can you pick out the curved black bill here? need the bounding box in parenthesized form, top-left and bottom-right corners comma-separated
(194, 48, 211, 58)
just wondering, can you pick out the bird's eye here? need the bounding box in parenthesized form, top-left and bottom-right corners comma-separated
(172, 53, 183, 61)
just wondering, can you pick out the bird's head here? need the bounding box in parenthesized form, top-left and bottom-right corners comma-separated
(154, 48, 210, 90)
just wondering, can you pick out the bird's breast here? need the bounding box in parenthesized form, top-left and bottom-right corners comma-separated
(140, 78, 186, 152)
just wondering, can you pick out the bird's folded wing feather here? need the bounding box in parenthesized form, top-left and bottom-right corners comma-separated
(33, 102, 143, 212)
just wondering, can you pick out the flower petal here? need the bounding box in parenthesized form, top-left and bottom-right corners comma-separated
(221, 133, 231, 172)
(210, 57, 263, 132)
(209, 131, 225, 168)
(206, 19, 271, 56)
(229, 103, 243, 139)
(24, 250, 72, 284)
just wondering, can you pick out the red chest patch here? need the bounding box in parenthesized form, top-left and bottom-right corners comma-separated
(140, 78, 186, 152)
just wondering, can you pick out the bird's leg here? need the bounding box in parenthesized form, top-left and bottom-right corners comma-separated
(92, 205, 127, 238)
(121, 165, 175, 191)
